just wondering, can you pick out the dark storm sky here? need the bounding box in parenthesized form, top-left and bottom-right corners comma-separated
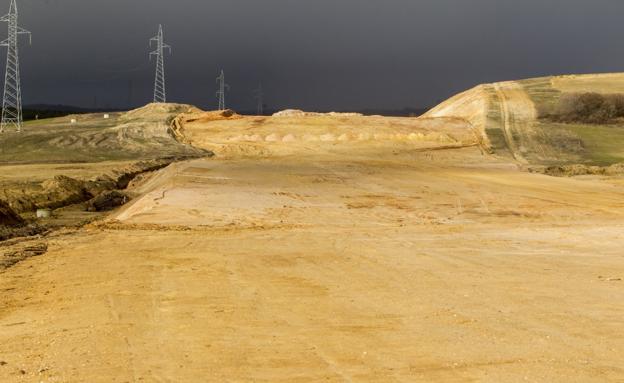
(8, 0, 624, 111)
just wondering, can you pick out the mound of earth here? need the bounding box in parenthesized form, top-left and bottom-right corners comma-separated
(120, 103, 202, 122)
(172, 110, 477, 158)
(272, 109, 364, 118)
(423, 73, 624, 166)
(173, 109, 241, 127)
(272, 109, 307, 117)
(0, 103, 210, 163)
(170, 110, 242, 145)
(325, 112, 363, 117)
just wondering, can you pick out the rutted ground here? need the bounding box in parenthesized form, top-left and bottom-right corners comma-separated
(1, 143, 624, 381)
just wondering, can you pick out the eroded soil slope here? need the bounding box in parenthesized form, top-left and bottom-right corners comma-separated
(172, 111, 481, 158)
(0, 104, 213, 244)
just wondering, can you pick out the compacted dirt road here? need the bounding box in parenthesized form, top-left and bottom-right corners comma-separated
(1, 113, 624, 382)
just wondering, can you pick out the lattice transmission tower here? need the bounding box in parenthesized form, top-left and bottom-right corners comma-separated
(253, 83, 264, 115)
(216, 70, 229, 110)
(149, 24, 171, 103)
(0, 0, 30, 133)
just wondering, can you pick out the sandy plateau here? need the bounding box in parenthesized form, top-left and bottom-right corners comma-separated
(1, 76, 624, 382)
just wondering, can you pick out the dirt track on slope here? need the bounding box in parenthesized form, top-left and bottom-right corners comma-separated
(493, 82, 530, 163)
(1, 139, 623, 382)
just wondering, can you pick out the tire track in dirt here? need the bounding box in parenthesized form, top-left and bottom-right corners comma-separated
(493, 82, 532, 164)
(105, 294, 141, 382)
(493, 81, 549, 164)
(492, 81, 561, 164)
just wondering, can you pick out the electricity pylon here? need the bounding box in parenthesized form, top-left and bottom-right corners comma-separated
(216, 70, 229, 110)
(253, 83, 264, 115)
(0, 0, 30, 133)
(149, 24, 171, 103)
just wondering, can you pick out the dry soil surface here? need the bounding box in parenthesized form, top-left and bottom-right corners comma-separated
(1, 116, 624, 382)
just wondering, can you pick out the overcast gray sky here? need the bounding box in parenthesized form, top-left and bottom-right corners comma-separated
(7, 0, 624, 111)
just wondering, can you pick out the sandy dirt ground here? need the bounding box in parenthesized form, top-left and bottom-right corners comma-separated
(1, 115, 624, 382)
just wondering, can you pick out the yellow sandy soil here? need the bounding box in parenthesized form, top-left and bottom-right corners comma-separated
(0, 114, 623, 382)
(173, 113, 480, 159)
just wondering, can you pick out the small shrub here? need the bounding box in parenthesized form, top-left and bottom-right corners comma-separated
(544, 92, 624, 124)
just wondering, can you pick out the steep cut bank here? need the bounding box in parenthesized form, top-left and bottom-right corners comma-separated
(423, 73, 624, 165)
(0, 159, 184, 214)
(170, 110, 479, 159)
(0, 201, 23, 227)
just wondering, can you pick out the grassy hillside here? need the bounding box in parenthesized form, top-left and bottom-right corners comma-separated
(424, 73, 624, 165)
(0, 103, 209, 164)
